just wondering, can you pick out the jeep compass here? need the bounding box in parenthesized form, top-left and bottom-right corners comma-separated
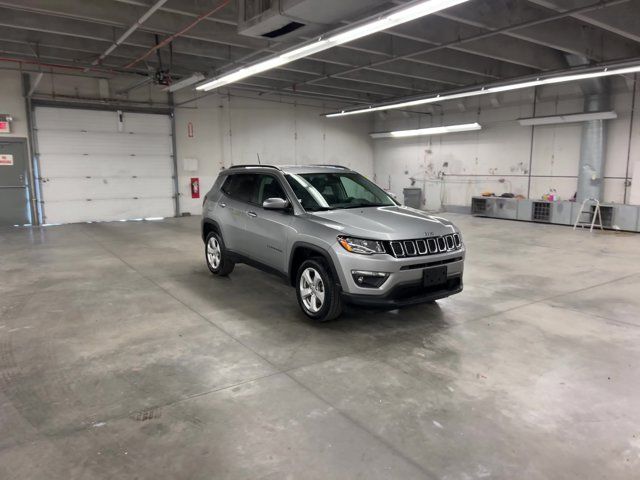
(202, 164, 464, 321)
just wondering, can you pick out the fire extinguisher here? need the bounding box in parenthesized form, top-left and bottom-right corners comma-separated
(190, 177, 200, 199)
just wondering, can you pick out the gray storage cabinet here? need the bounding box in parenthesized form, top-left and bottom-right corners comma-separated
(551, 202, 573, 225)
(403, 188, 422, 209)
(472, 196, 640, 232)
(493, 198, 518, 219)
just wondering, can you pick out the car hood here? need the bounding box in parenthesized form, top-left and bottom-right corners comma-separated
(306, 206, 458, 240)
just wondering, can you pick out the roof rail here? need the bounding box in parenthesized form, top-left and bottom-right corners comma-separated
(228, 164, 281, 170)
(309, 164, 350, 169)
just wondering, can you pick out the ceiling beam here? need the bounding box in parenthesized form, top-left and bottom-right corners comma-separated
(257, 0, 630, 98)
(0, 6, 488, 95)
(0, 0, 266, 50)
(436, 0, 640, 62)
(2, 0, 638, 105)
(114, 0, 238, 26)
(526, 0, 640, 43)
(0, 39, 405, 103)
(0, 0, 555, 90)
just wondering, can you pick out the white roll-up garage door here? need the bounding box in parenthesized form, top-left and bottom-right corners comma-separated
(35, 107, 175, 224)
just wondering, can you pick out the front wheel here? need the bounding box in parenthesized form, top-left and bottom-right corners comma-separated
(205, 231, 235, 276)
(295, 259, 342, 322)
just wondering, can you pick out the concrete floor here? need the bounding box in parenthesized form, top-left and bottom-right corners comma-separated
(1, 214, 639, 480)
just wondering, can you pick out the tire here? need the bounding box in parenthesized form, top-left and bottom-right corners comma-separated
(295, 258, 342, 322)
(205, 231, 235, 276)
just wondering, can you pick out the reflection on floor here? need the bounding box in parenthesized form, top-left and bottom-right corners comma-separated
(1, 214, 639, 479)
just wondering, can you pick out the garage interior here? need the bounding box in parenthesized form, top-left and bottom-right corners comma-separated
(1, 0, 640, 479)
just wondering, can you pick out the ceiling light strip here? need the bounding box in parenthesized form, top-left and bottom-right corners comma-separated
(326, 64, 640, 118)
(517, 111, 618, 126)
(196, 0, 469, 92)
(370, 122, 482, 138)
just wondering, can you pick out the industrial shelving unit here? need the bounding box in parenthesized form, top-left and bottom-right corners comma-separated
(470, 197, 640, 232)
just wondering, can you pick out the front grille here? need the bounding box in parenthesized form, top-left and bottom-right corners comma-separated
(385, 233, 462, 258)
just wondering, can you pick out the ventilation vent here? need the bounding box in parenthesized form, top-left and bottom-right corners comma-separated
(261, 21, 305, 38)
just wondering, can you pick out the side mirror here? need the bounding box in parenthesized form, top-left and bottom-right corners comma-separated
(262, 197, 289, 210)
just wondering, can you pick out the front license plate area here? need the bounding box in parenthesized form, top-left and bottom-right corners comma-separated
(423, 266, 448, 287)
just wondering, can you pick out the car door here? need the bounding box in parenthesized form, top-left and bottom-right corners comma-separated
(217, 173, 258, 254)
(243, 174, 295, 273)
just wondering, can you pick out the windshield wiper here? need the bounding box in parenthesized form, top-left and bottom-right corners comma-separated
(339, 203, 390, 209)
(307, 206, 334, 211)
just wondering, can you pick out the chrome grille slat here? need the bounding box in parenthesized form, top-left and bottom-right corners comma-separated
(445, 235, 454, 250)
(437, 237, 446, 252)
(390, 241, 404, 257)
(403, 241, 416, 256)
(415, 239, 427, 255)
(453, 233, 461, 247)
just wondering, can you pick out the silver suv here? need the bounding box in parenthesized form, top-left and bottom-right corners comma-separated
(202, 165, 465, 321)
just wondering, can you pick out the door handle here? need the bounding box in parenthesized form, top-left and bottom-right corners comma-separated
(247, 211, 257, 218)
(219, 202, 226, 208)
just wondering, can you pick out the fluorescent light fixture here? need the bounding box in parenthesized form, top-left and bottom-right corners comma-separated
(279, 39, 332, 60)
(196, 0, 469, 92)
(329, 20, 393, 45)
(518, 111, 617, 126)
(163, 73, 205, 92)
(370, 122, 481, 138)
(327, 64, 640, 118)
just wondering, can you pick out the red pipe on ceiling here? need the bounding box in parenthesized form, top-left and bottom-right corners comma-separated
(124, 0, 232, 69)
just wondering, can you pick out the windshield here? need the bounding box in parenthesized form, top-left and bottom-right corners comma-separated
(285, 172, 396, 211)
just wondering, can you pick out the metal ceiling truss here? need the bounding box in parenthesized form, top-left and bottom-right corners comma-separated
(0, 0, 638, 105)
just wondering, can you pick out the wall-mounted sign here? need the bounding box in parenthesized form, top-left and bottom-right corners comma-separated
(0, 154, 14, 166)
(0, 114, 12, 133)
(183, 157, 198, 172)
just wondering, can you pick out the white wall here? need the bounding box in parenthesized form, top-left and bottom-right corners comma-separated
(174, 92, 375, 214)
(373, 78, 640, 209)
(0, 70, 28, 138)
(1, 68, 375, 218)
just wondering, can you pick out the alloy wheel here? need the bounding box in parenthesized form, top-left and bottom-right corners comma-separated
(299, 267, 325, 313)
(207, 237, 221, 269)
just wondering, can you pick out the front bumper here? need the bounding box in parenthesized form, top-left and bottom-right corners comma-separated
(342, 275, 462, 308)
(332, 243, 465, 307)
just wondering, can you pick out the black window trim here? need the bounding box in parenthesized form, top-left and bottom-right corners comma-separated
(222, 172, 292, 209)
(254, 172, 291, 209)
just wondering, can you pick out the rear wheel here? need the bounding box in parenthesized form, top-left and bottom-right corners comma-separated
(205, 231, 234, 276)
(295, 259, 342, 322)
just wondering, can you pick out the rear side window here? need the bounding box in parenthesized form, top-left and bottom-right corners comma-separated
(221, 174, 258, 203)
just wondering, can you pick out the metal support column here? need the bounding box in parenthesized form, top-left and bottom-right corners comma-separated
(22, 73, 40, 225)
(169, 92, 181, 217)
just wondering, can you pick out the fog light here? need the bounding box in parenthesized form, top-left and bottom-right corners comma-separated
(351, 270, 389, 288)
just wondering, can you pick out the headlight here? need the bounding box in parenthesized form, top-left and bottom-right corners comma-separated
(337, 236, 385, 255)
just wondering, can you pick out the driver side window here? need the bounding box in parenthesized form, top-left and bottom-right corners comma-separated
(256, 174, 287, 205)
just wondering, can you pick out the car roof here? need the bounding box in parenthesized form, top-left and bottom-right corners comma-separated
(225, 164, 353, 175)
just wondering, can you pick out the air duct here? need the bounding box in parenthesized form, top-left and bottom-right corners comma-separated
(566, 55, 611, 203)
(577, 91, 609, 203)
